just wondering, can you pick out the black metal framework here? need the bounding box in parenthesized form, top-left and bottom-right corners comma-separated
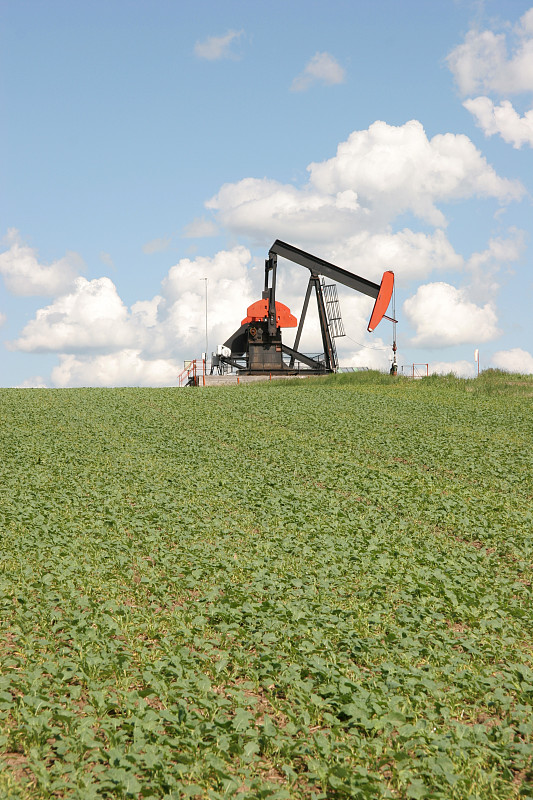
(269, 240, 380, 299)
(219, 239, 382, 376)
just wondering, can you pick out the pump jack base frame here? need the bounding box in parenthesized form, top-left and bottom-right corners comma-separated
(218, 239, 394, 376)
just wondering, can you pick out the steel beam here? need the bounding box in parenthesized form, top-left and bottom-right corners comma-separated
(289, 276, 314, 368)
(269, 239, 380, 299)
(281, 344, 327, 371)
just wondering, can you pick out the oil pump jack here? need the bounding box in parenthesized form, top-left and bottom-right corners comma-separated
(213, 240, 396, 375)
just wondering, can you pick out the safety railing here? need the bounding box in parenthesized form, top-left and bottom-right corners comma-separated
(178, 358, 208, 387)
(403, 363, 429, 379)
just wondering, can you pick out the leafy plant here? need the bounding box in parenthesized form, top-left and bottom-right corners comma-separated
(1, 375, 532, 798)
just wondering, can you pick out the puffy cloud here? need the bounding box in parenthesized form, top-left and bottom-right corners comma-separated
(16, 376, 49, 388)
(463, 97, 533, 148)
(491, 347, 533, 374)
(0, 311, 6, 327)
(291, 52, 346, 91)
(203, 121, 524, 360)
(130, 297, 161, 329)
(448, 9, 533, 148)
(207, 121, 523, 241)
(307, 121, 522, 225)
(429, 360, 476, 378)
(0, 229, 81, 296)
(11, 247, 256, 386)
(8, 108, 528, 387)
(51, 352, 180, 388)
(207, 177, 363, 244)
(403, 282, 500, 347)
(159, 245, 254, 348)
(447, 9, 533, 95)
(142, 236, 172, 254)
(11, 277, 136, 353)
(466, 230, 526, 302)
(447, 29, 509, 96)
(183, 217, 219, 238)
(328, 228, 463, 284)
(264, 227, 462, 293)
(194, 29, 244, 61)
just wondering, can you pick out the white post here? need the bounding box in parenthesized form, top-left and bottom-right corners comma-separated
(201, 277, 208, 371)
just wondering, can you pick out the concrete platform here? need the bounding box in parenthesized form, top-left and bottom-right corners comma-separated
(198, 373, 314, 386)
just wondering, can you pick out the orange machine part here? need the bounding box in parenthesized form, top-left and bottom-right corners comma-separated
(242, 299, 297, 328)
(367, 271, 394, 332)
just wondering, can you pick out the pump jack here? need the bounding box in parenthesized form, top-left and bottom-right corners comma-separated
(213, 240, 395, 375)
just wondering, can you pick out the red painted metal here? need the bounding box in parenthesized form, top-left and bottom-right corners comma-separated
(367, 271, 394, 332)
(242, 299, 297, 328)
(178, 359, 198, 387)
(410, 363, 429, 378)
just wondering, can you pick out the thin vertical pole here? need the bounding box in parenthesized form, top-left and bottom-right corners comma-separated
(203, 278, 208, 368)
(391, 283, 397, 375)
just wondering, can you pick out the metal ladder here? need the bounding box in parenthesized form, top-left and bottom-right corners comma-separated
(322, 280, 345, 370)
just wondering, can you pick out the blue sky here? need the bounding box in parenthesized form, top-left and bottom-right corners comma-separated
(1, 0, 532, 386)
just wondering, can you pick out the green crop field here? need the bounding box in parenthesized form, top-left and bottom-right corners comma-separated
(1, 371, 532, 800)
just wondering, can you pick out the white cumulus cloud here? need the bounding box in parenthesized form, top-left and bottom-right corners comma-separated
(291, 52, 346, 91)
(447, 9, 533, 95)
(159, 245, 254, 349)
(403, 282, 500, 347)
(51, 352, 181, 388)
(328, 228, 464, 284)
(207, 177, 364, 244)
(307, 120, 522, 226)
(207, 121, 523, 245)
(448, 9, 533, 148)
(16, 376, 49, 388)
(194, 29, 244, 61)
(491, 347, 533, 374)
(10, 246, 256, 386)
(429, 360, 477, 378)
(463, 97, 533, 148)
(11, 277, 138, 353)
(466, 230, 526, 302)
(8, 109, 529, 387)
(0, 229, 81, 296)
